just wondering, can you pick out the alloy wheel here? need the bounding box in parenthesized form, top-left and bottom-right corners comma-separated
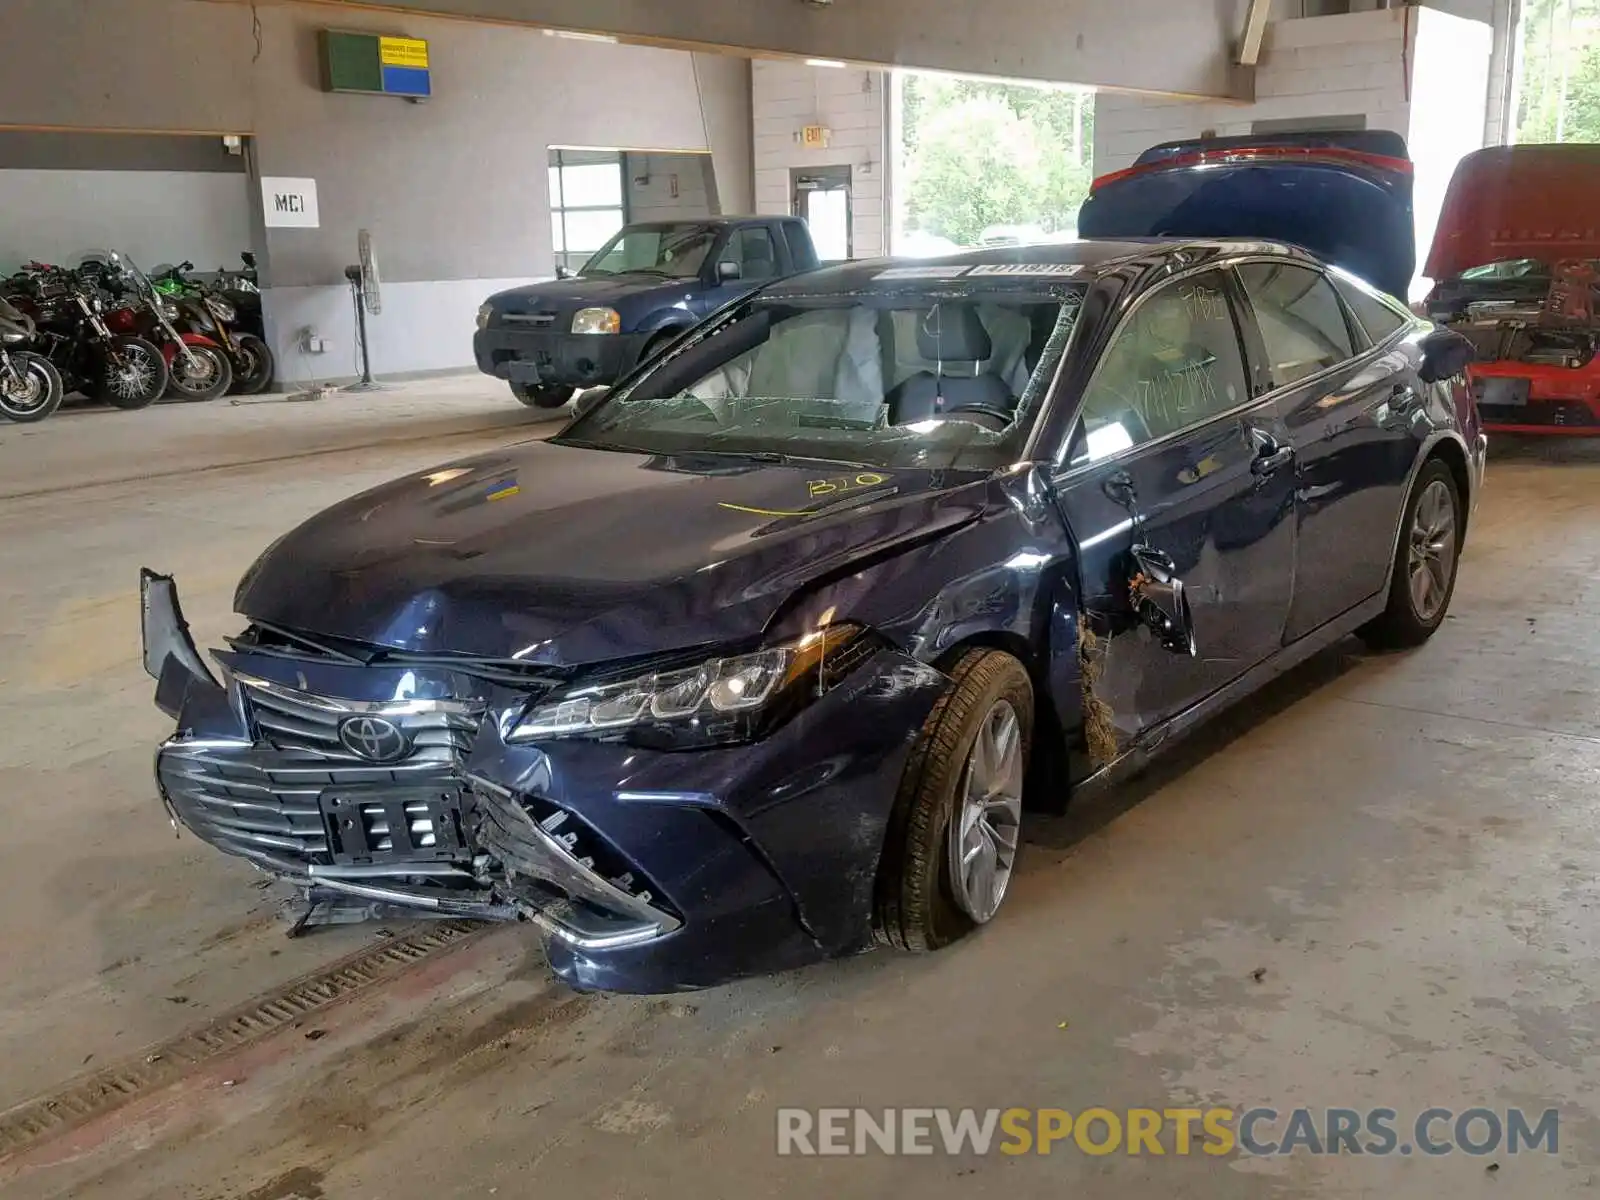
(947, 698, 1024, 924)
(1407, 477, 1457, 622)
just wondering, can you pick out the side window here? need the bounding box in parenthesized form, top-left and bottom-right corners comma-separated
(731, 227, 780, 281)
(1068, 271, 1251, 466)
(1236, 262, 1356, 388)
(1329, 270, 1410, 346)
(783, 222, 819, 271)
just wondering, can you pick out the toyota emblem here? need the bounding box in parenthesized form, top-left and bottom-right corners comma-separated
(337, 716, 411, 763)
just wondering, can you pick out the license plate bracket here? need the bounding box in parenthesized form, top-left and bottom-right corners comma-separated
(321, 787, 466, 864)
(1477, 377, 1530, 407)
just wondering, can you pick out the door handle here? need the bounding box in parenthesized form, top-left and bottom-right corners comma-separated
(1248, 427, 1295, 476)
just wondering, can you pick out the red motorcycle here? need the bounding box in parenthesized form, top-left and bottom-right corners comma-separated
(89, 253, 233, 402)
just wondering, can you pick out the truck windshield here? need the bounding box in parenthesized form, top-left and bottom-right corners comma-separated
(582, 224, 718, 279)
(558, 284, 1086, 471)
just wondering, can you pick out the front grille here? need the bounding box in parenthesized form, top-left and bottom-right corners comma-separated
(242, 676, 477, 767)
(501, 312, 558, 328)
(159, 675, 485, 869)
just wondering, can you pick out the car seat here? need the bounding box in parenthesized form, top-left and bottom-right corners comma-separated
(887, 304, 1013, 424)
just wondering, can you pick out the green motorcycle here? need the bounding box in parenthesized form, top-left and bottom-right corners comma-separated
(151, 263, 275, 395)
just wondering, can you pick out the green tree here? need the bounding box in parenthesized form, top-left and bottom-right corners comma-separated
(1515, 0, 1600, 143)
(900, 73, 1095, 246)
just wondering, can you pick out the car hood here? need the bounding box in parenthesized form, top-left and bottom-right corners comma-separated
(1078, 130, 1416, 299)
(1425, 145, 1600, 283)
(233, 440, 989, 665)
(488, 275, 698, 316)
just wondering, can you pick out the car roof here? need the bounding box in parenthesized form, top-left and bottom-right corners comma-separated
(761, 238, 1323, 296)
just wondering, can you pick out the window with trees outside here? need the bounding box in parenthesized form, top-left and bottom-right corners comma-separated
(549, 149, 626, 274)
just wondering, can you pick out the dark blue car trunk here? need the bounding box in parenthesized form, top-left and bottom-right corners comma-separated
(1078, 130, 1416, 300)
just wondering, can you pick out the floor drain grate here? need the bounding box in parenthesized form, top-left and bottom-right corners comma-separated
(0, 921, 485, 1162)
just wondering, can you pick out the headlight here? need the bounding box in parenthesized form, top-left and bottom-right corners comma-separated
(160, 301, 181, 320)
(505, 623, 872, 748)
(208, 298, 237, 323)
(572, 307, 621, 335)
(0, 330, 25, 344)
(476, 302, 493, 331)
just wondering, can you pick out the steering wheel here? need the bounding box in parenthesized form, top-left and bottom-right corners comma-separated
(942, 403, 1014, 431)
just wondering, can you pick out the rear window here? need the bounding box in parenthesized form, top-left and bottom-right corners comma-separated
(1329, 270, 1410, 346)
(783, 222, 819, 271)
(1237, 262, 1356, 388)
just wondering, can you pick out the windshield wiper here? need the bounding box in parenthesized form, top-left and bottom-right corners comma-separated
(704, 449, 878, 471)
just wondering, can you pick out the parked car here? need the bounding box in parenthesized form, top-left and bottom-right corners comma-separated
(473, 216, 820, 409)
(142, 134, 1483, 994)
(1422, 144, 1600, 434)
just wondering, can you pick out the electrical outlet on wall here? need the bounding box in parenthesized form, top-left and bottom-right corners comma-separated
(299, 327, 328, 354)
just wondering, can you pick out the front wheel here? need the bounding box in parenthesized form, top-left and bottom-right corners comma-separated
(0, 352, 65, 423)
(875, 648, 1033, 952)
(164, 343, 233, 401)
(1359, 458, 1464, 650)
(510, 382, 574, 409)
(97, 337, 168, 409)
(228, 334, 275, 395)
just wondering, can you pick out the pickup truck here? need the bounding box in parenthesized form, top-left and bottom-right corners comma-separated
(474, 215, 821, 408)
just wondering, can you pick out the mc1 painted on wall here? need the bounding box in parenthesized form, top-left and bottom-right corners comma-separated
(262, 177, 320, 229)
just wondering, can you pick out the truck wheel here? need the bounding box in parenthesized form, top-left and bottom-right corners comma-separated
(510, 382, 574, 409)
(875, 648, 1033, 952)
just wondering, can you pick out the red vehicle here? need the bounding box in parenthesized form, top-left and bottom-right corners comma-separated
(1423, 145, 1600, 434)
(91, 255, 234, 402)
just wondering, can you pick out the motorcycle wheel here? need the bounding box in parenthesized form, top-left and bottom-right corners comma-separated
(228, 334, 275, 396)
(0, 352, 65, 423)
(97, 337, 169, 410)
(164, 343, 233, 402)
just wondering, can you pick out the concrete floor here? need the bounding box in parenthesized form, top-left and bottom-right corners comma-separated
(3, 388, 1600, 1198)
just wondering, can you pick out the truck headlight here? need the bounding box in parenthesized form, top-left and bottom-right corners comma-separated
(572, 307, 621, 335)
(476, 303, 493, 331)
(504, 623, 874, 749)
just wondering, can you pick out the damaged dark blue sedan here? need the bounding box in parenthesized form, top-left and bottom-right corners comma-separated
(142, 134, 1485, 993)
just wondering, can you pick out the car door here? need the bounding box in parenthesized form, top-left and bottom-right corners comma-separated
(1233, 260, 1422, 641)
(693, 225, 785, 318)
(1050, 268, 1298, 755)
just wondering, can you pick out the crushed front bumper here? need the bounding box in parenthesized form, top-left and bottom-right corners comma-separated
(139, 570, 949, 992)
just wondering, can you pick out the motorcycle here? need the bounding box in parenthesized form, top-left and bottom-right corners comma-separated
(152, 262, 275, 395)
(5, 262, 169, 409)
(0, 292, 64, 423)
(90, 253, 232, 402)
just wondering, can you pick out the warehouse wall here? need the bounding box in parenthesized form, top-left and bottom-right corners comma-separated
(751, 61, 891, 260)
(0, 0, 757, 385)
(624, 154, 718, 223)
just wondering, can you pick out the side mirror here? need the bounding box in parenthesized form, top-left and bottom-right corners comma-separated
(555, 265, 575, 280)
(717, 260, 742, 283)
(1418, 327, 1476, 383)
(1129, 544, 1197, 657)
(572, 387, 609, 419)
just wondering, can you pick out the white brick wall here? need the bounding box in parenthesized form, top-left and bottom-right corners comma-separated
(751, 60, 890, 258)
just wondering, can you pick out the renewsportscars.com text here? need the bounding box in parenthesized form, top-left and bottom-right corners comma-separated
(776, 1106, 1560, 1158)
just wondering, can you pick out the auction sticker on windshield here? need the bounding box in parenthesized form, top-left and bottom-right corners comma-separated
(967, 264, 1083, 277)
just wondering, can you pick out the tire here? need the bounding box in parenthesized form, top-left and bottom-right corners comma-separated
(0, 351, 65, 423)
(875, 648, 1034, 952)
(640, 327, 683, 365)
(164, 343, 233, 402)
(1359, 458, 1464, 650)
(97, 337, 168, 410)
(510, 382, 574, 409)
(228, 334, 275, 395)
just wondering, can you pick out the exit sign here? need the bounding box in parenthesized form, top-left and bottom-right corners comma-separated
(800, 125, 831, 148)
(319, 29, 432, 98)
